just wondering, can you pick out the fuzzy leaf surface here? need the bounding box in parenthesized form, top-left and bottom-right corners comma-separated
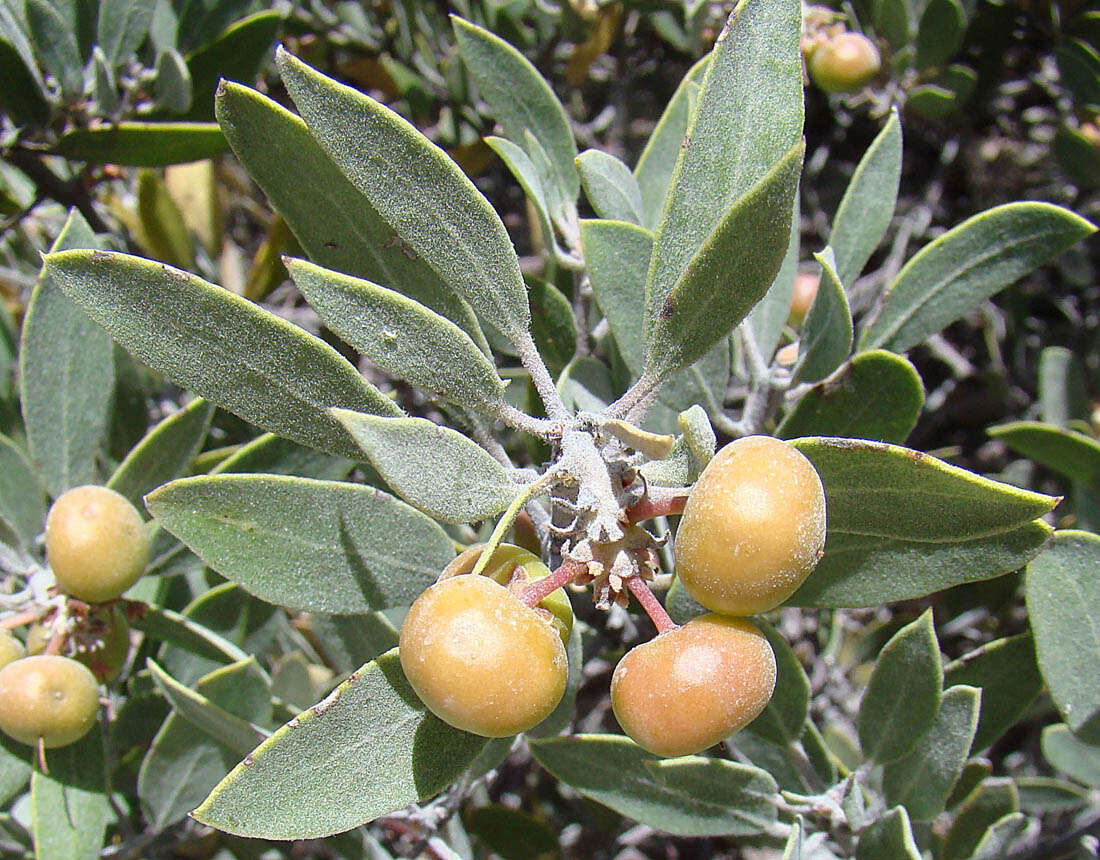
(795, 247, 852, 383)
(277, 49, 531, 342)
(333, 411, 515, 524)
(577, 149, 644, 224)
(582, 219, 653, 376)
(21, 210, 114, 498)
(745, 195, 799, 364)
(107, 398, 215, 507)
(945, 633, 1042, 752)
(778, 350, 923, 443)
(42, 249, 397, 461)
(97, 0, 155, 66)
(452, 16, 578, 206)
(31, 733, 110, 860)
(645, 0, 802, 353)
(941, 779, 1019, 860)
(1042, 724, 1100, 787)
(0, 434, 43, 547)
(746, 620, 810, 746)
(1038, 346, 1090, 427)
(882, 685, 981, 820)
(288, 259, 505, 414)
(858, 610, 943, 763)
(193, 649, 488, 839)
(862, 203, 1096, 353)
(856, 807, 920, 860)
(1026, 530, 1100, 743)
(530, 735, 777, 837)
(634, 56, 710, 230)
(792, 437, 1057, 541)
(214, 82, 487, 351)
(830, 110, 901, 285)
(146, 474, 453, 612)
(644, 140, 803, 379)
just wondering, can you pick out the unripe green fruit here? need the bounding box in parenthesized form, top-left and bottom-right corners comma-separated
(675, 436, 826, 616)
(808, 32, 881, 94)
(0, 631, 23, 670)
(399, 574, 568, 737)
(45, 485, 151, 603)
(0, 655, 100, 748)
(611, 615, 776, 758)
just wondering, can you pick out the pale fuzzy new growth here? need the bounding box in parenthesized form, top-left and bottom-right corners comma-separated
(611, 615, 777, 758)
(399, 575, 567, 737)
(675, 435, 826, 615)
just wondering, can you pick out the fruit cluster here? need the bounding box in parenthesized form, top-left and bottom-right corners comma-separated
(400, 436, 827, 759)
(0, 485, 149, 753)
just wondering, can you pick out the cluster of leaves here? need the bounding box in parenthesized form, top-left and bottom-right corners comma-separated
(0, 0, 1098, 859)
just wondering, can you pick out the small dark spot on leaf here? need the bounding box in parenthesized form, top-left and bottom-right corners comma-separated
(659, 297, 676, 320)
(324, 240, 338, 250)
(91, 249, 112, 260)
(242, 754, 255, 766)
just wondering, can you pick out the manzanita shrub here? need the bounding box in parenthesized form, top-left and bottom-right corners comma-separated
(1, 0, 1099, 857)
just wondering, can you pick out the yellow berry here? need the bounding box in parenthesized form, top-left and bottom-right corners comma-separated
(675, 436, 826, 615)
(611, 615, 776, 757)
(0, 655, 100, 748)
(808, 32, 881, 94)
(0, 631, 23, 670)
(45, 485, 151, 603)
(399, 574, 568, 737)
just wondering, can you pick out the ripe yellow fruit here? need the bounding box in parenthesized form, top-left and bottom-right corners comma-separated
(0, 631, 23, 670)
(45, 485, 151, 603)
(399, 574, 568, 737)
(675, 436, 826, 615)
(789, 272, 820, 325)
(0, 655, 100, 748)
(611, 615, 776, 758)
(808, 32, 881, 94)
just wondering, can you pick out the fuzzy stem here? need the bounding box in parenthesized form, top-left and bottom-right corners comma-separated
(496, 403, 560, 439)
(605, 370, 661, 421)
(626, 494, 688, 524)
(625, 576, 678, 634)
(514, 329, 570, 421)
(519, 561, 584, 608)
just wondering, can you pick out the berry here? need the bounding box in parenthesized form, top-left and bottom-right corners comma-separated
(0, 655, 100, 748)
(45, 485, 151, 603)
(611, 615, 776, 757)
(789, 272, 820, 325)
(808, 32, 881, 94)
(0, 631, 23, 670)
(399, 574, 568, 737)
(675, 436, 826, 616)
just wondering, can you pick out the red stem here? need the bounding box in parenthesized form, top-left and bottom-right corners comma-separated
(519, 561, 584, 608)
(625, 576, 678, 634)
(626, 494, 687, 523)
(1, 609, 42, 630)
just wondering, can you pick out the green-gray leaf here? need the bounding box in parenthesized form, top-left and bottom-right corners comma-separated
(145, 474, 453, 613)
(214, 82, 488, 352)
(1026, 530, 1100, 743)
(577, 150, 644, 224)
(789, 520, 1052, 608)
(530, 735, 777, 837)
(582, 219, 653, 377)
(107, 398, 215, 507)
(795, 247, 853, 384)
(31, 733, 110, 860)
(856, 806, 920, 860)
(332, 411, 515, 524)
(862, 203, 1096, 353)
(277, 49, 531, 344)
(882, 685, 981, 820)
(42, 249, 398, 461)
(634, 56, 710, 230)
(0, 434, 44, 548)
(746, 620, 810, 746)
(989, 421, 1100, 488)
(193, 649, 488, 839)
(646, 0, 805, 354)
(21, 210, 114, 499)
(941, 778, 1019, 860)
(1041, 723, 1100, 787)
(1038, 346, 1090, 427)
(830, 109, 901, 286)
(485, 135, 558, 258)
(97, 0, 156, 67)
(916, 0, 966, 70)
(288, 258, 505, 415)
(793, 437, 1057, 541)
(54, 123, 229, 166)
(452, 16, 578, 208)
(26, 0, 82, 96)
(944, 633, 1042, 752)
(745, 195, 800, 363)
(778, 350, 924, 444)
(212, 433, 354, 483)
(644, 140, 803, 380)
(858, 609, 943, 763)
